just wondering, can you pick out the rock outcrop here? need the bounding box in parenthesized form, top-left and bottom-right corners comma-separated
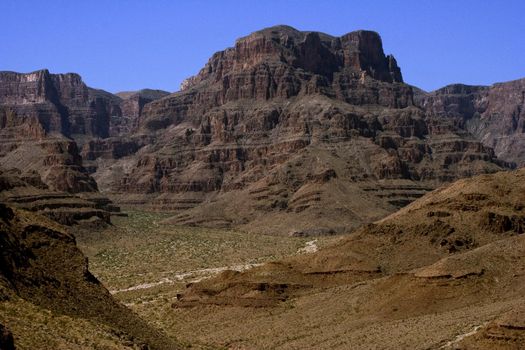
(0, 169, 119, 226)
(1, 26, 524, 233)
(92, 25, 510, 233)
(418, 78, 525, 166)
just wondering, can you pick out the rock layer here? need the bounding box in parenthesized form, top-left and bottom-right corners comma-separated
(97, 26, 510, 233)
(0, 169, 119, 226)
(418, 78, 525, 166)
(0, 69, 121, 139)
(1, 26, 524, 233)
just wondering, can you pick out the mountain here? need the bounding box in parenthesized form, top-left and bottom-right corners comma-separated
(173, 168, 525, 349)
(0, 72, 167, 226)
(0, 69, 122, 140)
(1, 24, 524, 349)
(0, 25, 523, 234)
(93, 25, 511, 233)
(418, 78, 525, 166)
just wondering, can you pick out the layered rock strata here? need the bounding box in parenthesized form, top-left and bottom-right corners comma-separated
(96, 26, 510, 233)
(418, 78, 525, 166)
(1, 26, 523, 233)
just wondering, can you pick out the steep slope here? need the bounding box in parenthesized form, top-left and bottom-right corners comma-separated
(0, 69, 122, 140)
(0, 71, 123, 224)
(0, 70, 167, 198)
(90, 25, 509, 233)
(0, 104, 99, 194)
(0, 203, 180, 349)
(1, 26, 523, 234)
(0, 71, 156, 224)
(113, 89, 170, 136)
(419, 78, 525, 166)
(169, 168, 525, 348)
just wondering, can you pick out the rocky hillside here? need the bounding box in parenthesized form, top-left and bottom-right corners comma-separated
(0, 203, 180, 349)
(418, 78, 525, 166)
(0, 72, 168, 225)
(0, 169, 120, 227)
(94, 25, 511, 233)
(1, 25, 524, 233)
(172, 168, 525, 349)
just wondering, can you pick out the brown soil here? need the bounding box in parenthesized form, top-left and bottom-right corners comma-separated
(164, 168, 525, 349)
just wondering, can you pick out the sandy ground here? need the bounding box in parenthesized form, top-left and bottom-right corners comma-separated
(111, 239, 320, 294)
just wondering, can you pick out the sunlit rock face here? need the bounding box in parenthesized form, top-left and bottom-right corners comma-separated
(0, 26, 521, 233)
(419, 78, 525, 166)
(0, 69, 122, 138)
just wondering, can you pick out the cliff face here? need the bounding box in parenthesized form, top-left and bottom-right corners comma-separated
(177, 26, 404, 103)
(114, 89, 170, 136)
(154, 26, 408, 132)
(93, 26, 509, 233)
(0, 69, 122, 139)
(0, 25, 523, 233)
(0, 70, 120, 196)
(418, 78, 525, 166)
(0, 106, 98, 194)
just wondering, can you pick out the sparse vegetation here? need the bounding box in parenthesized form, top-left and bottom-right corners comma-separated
(76, 210, 334, 302)
(0, 296, 142, 350)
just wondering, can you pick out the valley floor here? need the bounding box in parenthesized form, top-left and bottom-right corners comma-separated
(77, 210, 525, 350)
(77, 211, 334, 348)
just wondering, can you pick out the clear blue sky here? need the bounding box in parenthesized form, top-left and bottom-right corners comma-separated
(2, 0, 524, 93)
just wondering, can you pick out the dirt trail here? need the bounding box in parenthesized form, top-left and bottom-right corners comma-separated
(110, 263, 263, 294)
(440, 324, 487, 349)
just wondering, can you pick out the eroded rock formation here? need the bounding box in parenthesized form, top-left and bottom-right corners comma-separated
(97, 26, 510, 233)
(418, 78, 525, 166)
(1, 25, 523, 233)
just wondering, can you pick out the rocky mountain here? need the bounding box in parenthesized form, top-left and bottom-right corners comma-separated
(93, 25, 511, 233)
(114, 89, 170, 136)
(0, 69, 122, 140)
(0, 69, 119, 218)
(0, 73, 168, 225)
(418, 78, 525, 166)
(1, 24, 524, 349)
(1, 25, 523, 234)
(173, 168, 525, 349)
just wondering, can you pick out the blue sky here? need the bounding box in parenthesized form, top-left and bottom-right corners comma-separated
(1, 0, 524, 93)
